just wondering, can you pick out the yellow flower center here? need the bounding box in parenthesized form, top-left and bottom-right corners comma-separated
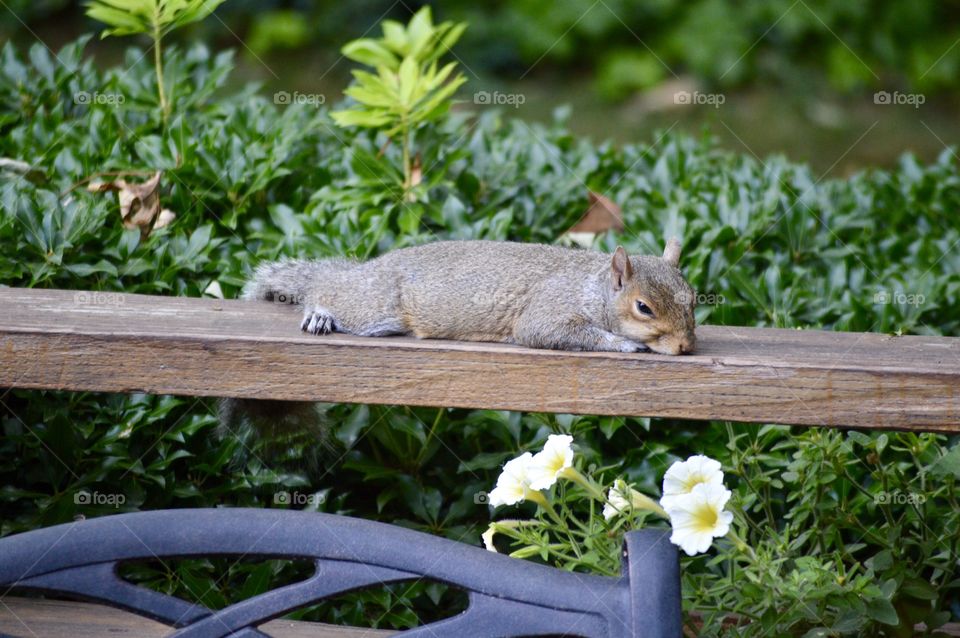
(682, 473, 708, 492)
(545, 457, 565, 476)
(690, 502, 720, 532)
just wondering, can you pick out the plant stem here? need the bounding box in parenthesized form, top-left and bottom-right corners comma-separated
(628, 490, 670, 519)
(414, 407, 443, 466)
(152, 17, 168, 123)
(401, 123, 412, 198)
(726, 527, 758, 561)
(484, 519, 541, 550)
(559, 467, 606, 501)
(526, 490, 563, 526)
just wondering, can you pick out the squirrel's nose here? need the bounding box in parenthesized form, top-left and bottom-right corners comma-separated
(678, 336, 695, 354)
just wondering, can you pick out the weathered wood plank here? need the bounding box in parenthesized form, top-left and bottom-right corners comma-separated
(3, 597, 959, 638)
(0, 596, 394, 637)
(0, 287, 958, 431)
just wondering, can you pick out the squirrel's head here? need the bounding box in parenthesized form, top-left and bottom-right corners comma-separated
(608, 239, 697, 355)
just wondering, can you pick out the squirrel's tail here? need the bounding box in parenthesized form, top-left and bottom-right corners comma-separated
(217, 395, 330, 453)
(218, 397, 326, 438)
(242, 257, 356, 304)
(217, 257, 354, 453)
(218, 397, 337, 471)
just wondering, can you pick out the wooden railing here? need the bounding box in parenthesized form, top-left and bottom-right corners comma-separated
(1, 287, 958, 431)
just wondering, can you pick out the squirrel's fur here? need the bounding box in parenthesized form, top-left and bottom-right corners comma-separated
(244, 239, 697, 355)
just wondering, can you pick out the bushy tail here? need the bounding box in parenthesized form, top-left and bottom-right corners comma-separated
(218, 397, 326, 438)
(217, 398, 338, 472)
(242, 257, 356, 304)
(217, 257, 355, 453)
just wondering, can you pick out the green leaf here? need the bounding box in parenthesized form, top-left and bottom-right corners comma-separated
(433, 22, 466, 62)
(381, 21, 408, 54)
(344, 85, 397, 109)
(397, 55, 419, 107)
(930, 443, 960, 478)
(867, 549, 893, 571)
(64, 260, 119, 277)
(398, 205, 422, 234)
(901, 578, 938, 601)
(342, 39, 400, 70)
(86, 0, 225, 38)
(330, 109, 394, 129)
(405, 7, 434, 56)
(865, 597, 899, 625)
(168, 0, 226, 29)
(86, 4, 149, 36)
(412, 74, 465, 121)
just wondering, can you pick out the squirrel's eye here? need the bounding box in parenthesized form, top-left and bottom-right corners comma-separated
(635, 300, 654, 317)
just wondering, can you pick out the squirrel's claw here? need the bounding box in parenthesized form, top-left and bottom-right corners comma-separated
(619, 340, 650, 353)
(301, 308, 336, 335)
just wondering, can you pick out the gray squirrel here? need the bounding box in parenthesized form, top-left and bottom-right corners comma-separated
(244, 239, 696, 354)
(220, 239, 696, 439)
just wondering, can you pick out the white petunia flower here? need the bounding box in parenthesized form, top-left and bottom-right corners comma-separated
(603, 479, 632, 521)
(527, 434, 574, 490)
(660, 454, 725, 510)
(488, 453, 536, 507)
(666, 482, 734, 556)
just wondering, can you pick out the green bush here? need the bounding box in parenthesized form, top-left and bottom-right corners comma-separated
(1, 34, 958, 635)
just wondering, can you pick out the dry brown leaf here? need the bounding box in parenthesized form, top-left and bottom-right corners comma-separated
(402, 154, 423, 203)
(567, 191, 624, 234)
(155, 209, 176, 229)
(409, 154, 423, 188)
(88, 171, 171, 238)
(0, 157, 47, 184)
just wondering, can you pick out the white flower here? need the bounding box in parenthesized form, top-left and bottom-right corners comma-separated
(666, 482, 734, 556)
(488, 453, 536, 507)
(660, 454, 724, 510)
(603, 479, 631, 521)
(527, 434, 574, 490)
(481, 526, 498, 552)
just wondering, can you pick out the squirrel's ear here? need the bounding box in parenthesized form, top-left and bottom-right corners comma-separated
(611, 246, 633, 291)
(663, 237, 682, 267)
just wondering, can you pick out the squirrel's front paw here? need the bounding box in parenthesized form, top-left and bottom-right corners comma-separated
(301, 307, 337, 335)
(618, 339, 650, 353)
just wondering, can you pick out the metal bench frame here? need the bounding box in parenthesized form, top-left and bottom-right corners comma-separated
(0, 509, 681, 638)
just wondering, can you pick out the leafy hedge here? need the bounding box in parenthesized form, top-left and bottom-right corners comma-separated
(1, 37, 959, 635)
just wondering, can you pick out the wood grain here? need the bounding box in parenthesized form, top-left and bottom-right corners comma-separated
(0, 287, 958, 431)
(0, 596, 394, 638)
(3, 597, 958, 638)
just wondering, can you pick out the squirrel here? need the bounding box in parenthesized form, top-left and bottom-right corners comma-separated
(220, 239, 696, 443)
(244, 239, 697, 355)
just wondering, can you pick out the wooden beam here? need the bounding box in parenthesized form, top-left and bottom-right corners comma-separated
(0, 288, 958, 431)
(0, 597, 394, 638)
(5, 597, 958, 638)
